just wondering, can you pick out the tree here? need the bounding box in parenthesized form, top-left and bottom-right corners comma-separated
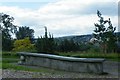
(58, 39, 79, 52)
(15, 26, 34, 43)
(59, 39, 69, 52)
(35, 27, 55, 53)
(13, 37, 35, 52)
(93, 10, 117, 53)
(0, 13, 17, 51)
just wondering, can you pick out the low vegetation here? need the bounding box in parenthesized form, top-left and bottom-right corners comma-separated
(12, 37, 35, 52)
(57, 52, 119, 61)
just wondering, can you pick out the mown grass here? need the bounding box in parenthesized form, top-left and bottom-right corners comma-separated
(2, 58, 18, 63)
(57, 52, 120, 61)
(2, 51, 18, 58)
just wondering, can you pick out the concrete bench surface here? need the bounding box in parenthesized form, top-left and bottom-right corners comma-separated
(17, 52, 105, 62)
(17, 52, 106, 74)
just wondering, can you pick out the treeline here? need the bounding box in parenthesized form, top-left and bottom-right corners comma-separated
(34, 26, 103, 53)
(1, 12, 120, 53)
(34, 27, 93, 53)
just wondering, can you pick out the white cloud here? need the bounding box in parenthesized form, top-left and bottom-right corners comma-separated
(0, 0, 118, 37)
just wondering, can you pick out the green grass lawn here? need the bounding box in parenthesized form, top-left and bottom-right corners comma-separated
(56, 52, 120, 61)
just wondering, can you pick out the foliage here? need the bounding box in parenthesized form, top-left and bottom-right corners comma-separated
(93, 10, 117, 53)
(56, 39, 98, 53)
(2, 38, 14, 51)
(57, 39, 79, 52)
(35, 27, 55, 53)
(0, 13, 17, 33)
(0, 13, 17, 51)
(15, 26, 34, 43)
(115, 33, 120, 53)
(78, 43, 92, 52)
(13, 37, 35, 52)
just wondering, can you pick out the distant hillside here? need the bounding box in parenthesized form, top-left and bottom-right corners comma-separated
(34, 32, 120, 44)
(55, 34, 93, 43)
(55, 32, 120, 43)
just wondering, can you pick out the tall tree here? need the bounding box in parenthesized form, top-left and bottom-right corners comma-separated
(0, 13, 17, 51)
(93, 10, 117, 53)
(15, 26, 34, 42)
(35, 27, 55, 53)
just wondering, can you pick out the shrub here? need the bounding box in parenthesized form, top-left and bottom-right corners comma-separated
(12, 37, 35, 52)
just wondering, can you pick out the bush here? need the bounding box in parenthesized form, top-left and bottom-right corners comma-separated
(12, 37, 35, 52)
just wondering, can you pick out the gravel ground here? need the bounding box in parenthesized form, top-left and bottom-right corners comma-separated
(2, 69, 118, 78)
(1, 60, 119, 78)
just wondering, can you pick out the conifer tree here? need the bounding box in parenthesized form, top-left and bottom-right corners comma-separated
(93, 10, 117, 53)
(35, 26, 55, 53)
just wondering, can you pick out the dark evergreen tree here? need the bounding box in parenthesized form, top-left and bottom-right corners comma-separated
(58, 39, 79, 52)
(35, 27, 55, 53)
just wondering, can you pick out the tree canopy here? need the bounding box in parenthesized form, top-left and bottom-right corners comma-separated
(15, 26, 34, 42)
(0, 13, 17, 51)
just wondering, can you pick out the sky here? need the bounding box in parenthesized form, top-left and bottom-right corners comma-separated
(0, 0, 119, 38)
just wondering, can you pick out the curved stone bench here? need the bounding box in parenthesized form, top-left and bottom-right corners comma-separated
(17, 52, 105, 74)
